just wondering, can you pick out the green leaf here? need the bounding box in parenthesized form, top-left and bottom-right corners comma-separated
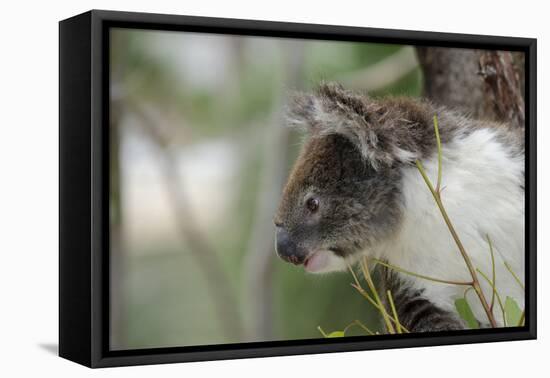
(326, 331, 345, 338)
(455, 298, 480, 329)
(505, 297, 523, 326)
(318, 326, 345, 338)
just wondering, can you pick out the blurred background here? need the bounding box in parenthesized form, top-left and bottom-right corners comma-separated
(109, 28, 424, 350)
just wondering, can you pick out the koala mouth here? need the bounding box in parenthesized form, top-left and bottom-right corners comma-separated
(303, 250, 331, 272)
(303, 247, 346, 273)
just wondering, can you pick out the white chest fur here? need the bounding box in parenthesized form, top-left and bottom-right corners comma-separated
(373, 127, 525, 326)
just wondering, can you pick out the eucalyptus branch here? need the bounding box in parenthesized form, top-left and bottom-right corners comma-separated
(317, 326, 329, 338)
(348, 263, 408, 333)
(350, 283, 409, 333)
(373, 259, 472, 286)
(476, 268, 506, 326)
(360, 258, 395, 333)
(519, 311, 525, 327)
(503, 261, 525, 291)
(463, 286, 474, 300)
(347, 262, 362, 288)
(387, 291, 402, 334)
(415, 115, 498, 328)
(349, 283, 379, 312)
(486, 235, 497, 312)
(318, 319, 377, 338)
(353, 320, 376, 335)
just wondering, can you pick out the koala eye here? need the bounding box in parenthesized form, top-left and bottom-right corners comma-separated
(306, 197, 320, 213)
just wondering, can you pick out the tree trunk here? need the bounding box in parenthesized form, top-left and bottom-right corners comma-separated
(416, 47, 486, 118)
(416, 47, 525, 128)
(478, 50, 525, 129)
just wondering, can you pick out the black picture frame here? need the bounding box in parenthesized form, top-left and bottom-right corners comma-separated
(59, 9, 537, 368)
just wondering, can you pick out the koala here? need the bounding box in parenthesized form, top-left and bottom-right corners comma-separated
(274, 83, 525, 332)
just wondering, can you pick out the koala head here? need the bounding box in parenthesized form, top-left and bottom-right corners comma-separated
(274, 83, 434, 273)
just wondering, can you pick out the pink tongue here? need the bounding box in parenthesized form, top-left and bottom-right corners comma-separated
(304, 251, 329, 273)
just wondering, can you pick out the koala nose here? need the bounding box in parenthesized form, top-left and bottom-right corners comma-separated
(275, 227, 305, 265)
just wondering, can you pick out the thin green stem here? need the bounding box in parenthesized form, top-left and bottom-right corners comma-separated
(342, 322, 356, 335)
(504, 261, 525, 291)
(347, 263, 362, 288)
(360, 258, 395, 333)
(373, 259, 472, 286)
(486, 235, 497, 312)
(317, 326, 328, 338)
(349, 261, 409, 333)
(463, 286, 474, 300)
(387, 290, 402, 334)
(416, 159, 498, 328)
(476, 268, 506, 326)
(353, 320, 375, 335)
(519, 311, 525, 327)
(351, 284, 381, 311)
(350, 283, 409, 333)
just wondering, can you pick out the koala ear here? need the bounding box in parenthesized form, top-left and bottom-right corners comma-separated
(287, 82, 400, 170)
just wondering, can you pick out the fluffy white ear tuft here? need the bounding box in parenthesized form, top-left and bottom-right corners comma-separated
(287, 82, 418, 170)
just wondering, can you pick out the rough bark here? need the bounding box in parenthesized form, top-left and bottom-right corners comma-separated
(416, 47, 525, 128)
(416, 47, 487, 117)
(479, 50, 525, 129)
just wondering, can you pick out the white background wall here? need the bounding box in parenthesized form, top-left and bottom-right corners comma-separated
(0, 0, 546, 376)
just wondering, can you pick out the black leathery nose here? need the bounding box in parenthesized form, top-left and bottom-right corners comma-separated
(275, 227, 305, 265)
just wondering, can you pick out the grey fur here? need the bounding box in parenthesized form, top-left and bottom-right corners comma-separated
(379, 267, 465, 332)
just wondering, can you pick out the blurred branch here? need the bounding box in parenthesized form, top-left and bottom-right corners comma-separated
(337, 47, 418, 92)
(243, 42, 306, 341)
(125, 98, 244, 342)
(109, 97, 126, 349)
